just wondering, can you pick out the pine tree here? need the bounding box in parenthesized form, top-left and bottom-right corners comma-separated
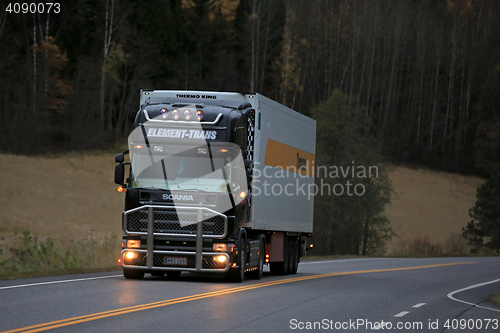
(463, 168, 500, 253)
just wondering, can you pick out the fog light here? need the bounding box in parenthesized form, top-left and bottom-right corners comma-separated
(127, 240, 141, 248)
(125, 251, 136, 259)
(214, 255, 227, 263)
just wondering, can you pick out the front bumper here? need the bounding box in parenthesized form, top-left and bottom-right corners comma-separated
(121, 205, 230, 272)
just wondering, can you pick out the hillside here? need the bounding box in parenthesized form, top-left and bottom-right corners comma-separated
(386, 166, 485, 254)
(0, 152, 123, 238)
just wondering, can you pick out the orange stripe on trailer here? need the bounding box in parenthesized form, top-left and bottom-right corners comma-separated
(264, 139, 315, 177)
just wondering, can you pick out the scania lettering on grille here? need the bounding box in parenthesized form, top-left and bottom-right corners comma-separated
(147, 128, 217, 140)
(162, 194, 194, 201)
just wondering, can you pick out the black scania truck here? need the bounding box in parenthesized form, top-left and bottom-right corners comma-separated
(114, 90, 316, 282)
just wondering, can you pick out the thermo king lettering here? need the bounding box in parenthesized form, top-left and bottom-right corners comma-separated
(175, 94, 217, 99)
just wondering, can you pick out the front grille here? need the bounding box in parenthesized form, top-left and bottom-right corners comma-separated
(124, 206, 226, 237)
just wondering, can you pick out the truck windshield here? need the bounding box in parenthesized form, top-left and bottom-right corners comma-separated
(130, 152, 232, 192)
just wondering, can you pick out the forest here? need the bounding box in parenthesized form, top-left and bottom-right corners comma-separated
(1, 0, 500, 255)
(1, 0, 499, 175)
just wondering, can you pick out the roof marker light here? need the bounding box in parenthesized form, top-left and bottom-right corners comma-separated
(196, 110, 204, 121)
(172, 109, 180, 120)
(183, 109, 192, 120)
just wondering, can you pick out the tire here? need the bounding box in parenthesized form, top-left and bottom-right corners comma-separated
(227, 237, 246, 283)
(291, 238, 299, 275)
(166, 271, 182, 278)
(150, 271, 165, 277)
(248, 237, 264, 280)
(123, 268, 144, 280)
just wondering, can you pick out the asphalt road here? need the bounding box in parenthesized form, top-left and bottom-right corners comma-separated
(1, 257, 500, 333)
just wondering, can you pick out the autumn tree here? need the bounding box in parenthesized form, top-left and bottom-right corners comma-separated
(33, 37, 74, 115)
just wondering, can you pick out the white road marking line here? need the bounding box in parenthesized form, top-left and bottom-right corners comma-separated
(300, 258, 389, 265)
(394, 311, 409, 317)
(0, 274, 122, 290)
(447, 278, 500, 313)
(412, 303, 426, 308)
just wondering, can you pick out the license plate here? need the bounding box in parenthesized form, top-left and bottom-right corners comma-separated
(164, 257, 187, 266)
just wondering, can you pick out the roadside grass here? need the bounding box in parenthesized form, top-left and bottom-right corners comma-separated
(487, 293, 500, 308)
(0, 231, 121, 280)
(389, 232, 473, 257)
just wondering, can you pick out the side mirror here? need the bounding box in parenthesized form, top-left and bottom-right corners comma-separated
(115, 153, 124, 163)
(114, 163, 125, 185)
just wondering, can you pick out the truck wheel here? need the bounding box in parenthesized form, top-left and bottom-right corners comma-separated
(123, 268, 144, 280)
(291, 238, 299, 274)
(228, 235, 247, 283)
(226, 247, 245, 282)
(166, 271, 182, 279)
(248, 237, 264, 280)
(150, 271, 165, 277)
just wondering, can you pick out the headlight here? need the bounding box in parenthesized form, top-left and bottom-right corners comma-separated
(213, 243, 226, 252)
(172, 109, 180, 120)
(183, 109, 192, 120)
(127, 240, 141, 248)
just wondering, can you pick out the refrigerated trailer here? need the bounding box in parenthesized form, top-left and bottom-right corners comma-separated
(114, 90, 316, 282)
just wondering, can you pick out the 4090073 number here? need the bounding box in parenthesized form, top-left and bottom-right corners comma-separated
(5, 3, 61, 14)
(444, 318, 499, 330)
